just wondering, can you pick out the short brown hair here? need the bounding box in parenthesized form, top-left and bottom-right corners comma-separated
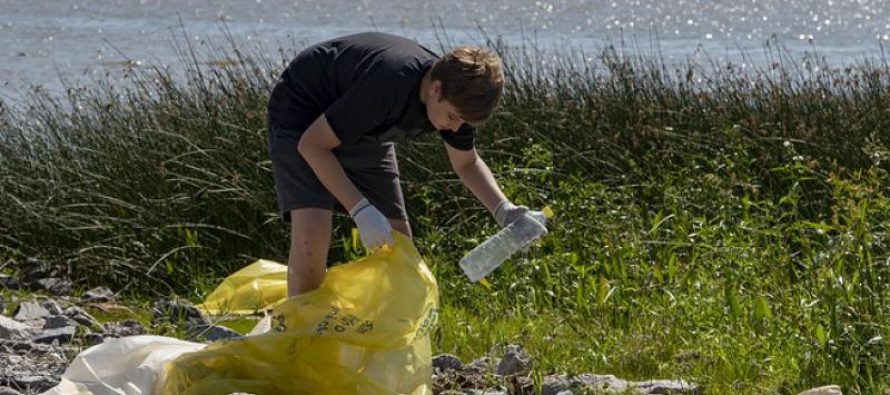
(430, 47, 504, 125)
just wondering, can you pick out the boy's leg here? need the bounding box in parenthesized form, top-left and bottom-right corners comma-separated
(288, 208, 333, 297)
(388, 219, 412, 238)
(339, 142, 411, 239)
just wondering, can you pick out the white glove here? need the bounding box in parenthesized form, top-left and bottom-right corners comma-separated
(349, 198, 394, 251)
(493, 200, 530, 227)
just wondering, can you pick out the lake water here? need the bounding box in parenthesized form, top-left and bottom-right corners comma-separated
(2, 0, 889, 102)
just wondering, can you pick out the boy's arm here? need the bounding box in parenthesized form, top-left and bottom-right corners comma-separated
(297, 114, 364, 211)
(445, 142, 518, 222)
(298, 114, 393, 248)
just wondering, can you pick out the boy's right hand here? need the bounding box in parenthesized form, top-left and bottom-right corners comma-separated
(349, 198, 394, 251)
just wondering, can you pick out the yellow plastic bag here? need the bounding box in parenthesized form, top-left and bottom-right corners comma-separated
(196, 259, 288, 315)
(161, 232, 439, 395)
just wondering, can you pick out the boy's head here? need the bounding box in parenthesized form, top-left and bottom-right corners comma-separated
(426, 46, 504, 131)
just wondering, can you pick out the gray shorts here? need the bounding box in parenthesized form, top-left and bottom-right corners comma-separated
(268, 124, 407, 223)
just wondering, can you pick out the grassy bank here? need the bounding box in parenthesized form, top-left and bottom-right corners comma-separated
(2, 34, 889, 393)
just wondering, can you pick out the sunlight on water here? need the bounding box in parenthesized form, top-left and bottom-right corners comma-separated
(1, 0, 889, 100)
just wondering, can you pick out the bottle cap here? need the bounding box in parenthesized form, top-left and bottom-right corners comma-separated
(542, 206, 554, 219)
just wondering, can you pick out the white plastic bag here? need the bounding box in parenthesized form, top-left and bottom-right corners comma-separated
(41, 335, 205, 395)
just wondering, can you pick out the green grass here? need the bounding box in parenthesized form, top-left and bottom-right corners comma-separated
(1, 32, 889, 393)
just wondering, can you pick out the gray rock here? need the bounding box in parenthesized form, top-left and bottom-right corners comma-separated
(463, 388, 508, 395)
(635, 379, 700, 394)
(7, 375, 59, 393)
(32, 326, 76, 344)
(0, 274, 16, 290)
(0, 315, 33, 340)
(81, 287, 115, 304)
(188, 325, 243, 342)
(0, 386, 22, 395)
(152, 298, 209, 328)
(64, 306, 102, 330)
(40, 299, 64, 315)
(433, 353, 463, 374)
(34, 278, 73, 296)
(797, 386, 843, 395)
(495, 344, 532, 376)
(2, 338, 51, 354)
(13, 301, 50, 321)
(463, 356, 500, 375)
(542, 375, 572, 395)
(43, 315, 79, 330)
(102, 319, 147, 337)
(20, 318, 47, 330)
(543, 374, 631, 395)
(85, 332, 107, 346)
(574, 374, 630, 393)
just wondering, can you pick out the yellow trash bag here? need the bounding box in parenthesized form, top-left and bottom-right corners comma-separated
(160, 232, 439, 395)
(195, 259, 288, 315)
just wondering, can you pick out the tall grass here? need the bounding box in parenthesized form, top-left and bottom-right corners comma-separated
(2, 31, 890, 393)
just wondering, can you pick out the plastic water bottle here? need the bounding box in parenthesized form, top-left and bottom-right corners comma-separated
(459, 208, 552, 282)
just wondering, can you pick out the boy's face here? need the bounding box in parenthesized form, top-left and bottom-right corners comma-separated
(426, 80, 465, 132)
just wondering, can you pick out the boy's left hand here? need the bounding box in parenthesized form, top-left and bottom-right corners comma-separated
(494, 200, 529, 227)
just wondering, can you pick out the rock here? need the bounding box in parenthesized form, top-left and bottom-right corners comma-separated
(13, 301, 50, 321)
(542, 375, 573, 395)
(188, 325, 243, 342)
(20, 258, 52, 281)
(81, 287, 115, 304)
(0, 338, 68, 392)
(495, 344, 532, 376)
(19, 318, 47, 330)
(102, 319, 146, 337)
(0, 315, 33, 340)
(463, 356, 500, 375)
(635, 379, 700, 394)
(63, 306, 101, 330)
(40, 299, 64, 315)
(43, 315, 79, 330)
(573, 374, 630, 393)
(0, 274, 15, 290)
(6, 375, 59, 393)
(797, 385, 843, 395)
(84, 332, 107, 346)
(464, 388, 508, 395)
(34, 278, 74, 296)
(543, 374, 634, 395)
(0, 386, 22, 394)
(32, 326, 76, 344)
(152, 298, 209, 328)
(433, 353, 464, 374)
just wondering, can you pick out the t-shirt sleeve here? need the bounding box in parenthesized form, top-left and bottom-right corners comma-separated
(441, 124, 475, 150)
(324, 75, 396, 146)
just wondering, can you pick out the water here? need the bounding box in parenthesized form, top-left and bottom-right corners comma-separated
(2, 0, 890, 102)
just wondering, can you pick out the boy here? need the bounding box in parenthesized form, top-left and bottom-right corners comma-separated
(268, 32, 529, 296)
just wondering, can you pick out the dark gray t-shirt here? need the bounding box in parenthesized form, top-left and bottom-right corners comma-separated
(268, 32, 475, 150)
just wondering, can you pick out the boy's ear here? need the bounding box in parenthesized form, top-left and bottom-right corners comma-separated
(430, 80, 442, 99)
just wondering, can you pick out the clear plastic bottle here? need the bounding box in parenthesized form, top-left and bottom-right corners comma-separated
(459, 209, 551, 282)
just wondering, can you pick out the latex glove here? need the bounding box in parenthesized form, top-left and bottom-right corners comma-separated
(349, 198, 394, 251)
(493, 200, 530, 227)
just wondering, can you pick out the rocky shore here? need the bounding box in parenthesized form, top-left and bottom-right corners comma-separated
(0, 268, 839, 395)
